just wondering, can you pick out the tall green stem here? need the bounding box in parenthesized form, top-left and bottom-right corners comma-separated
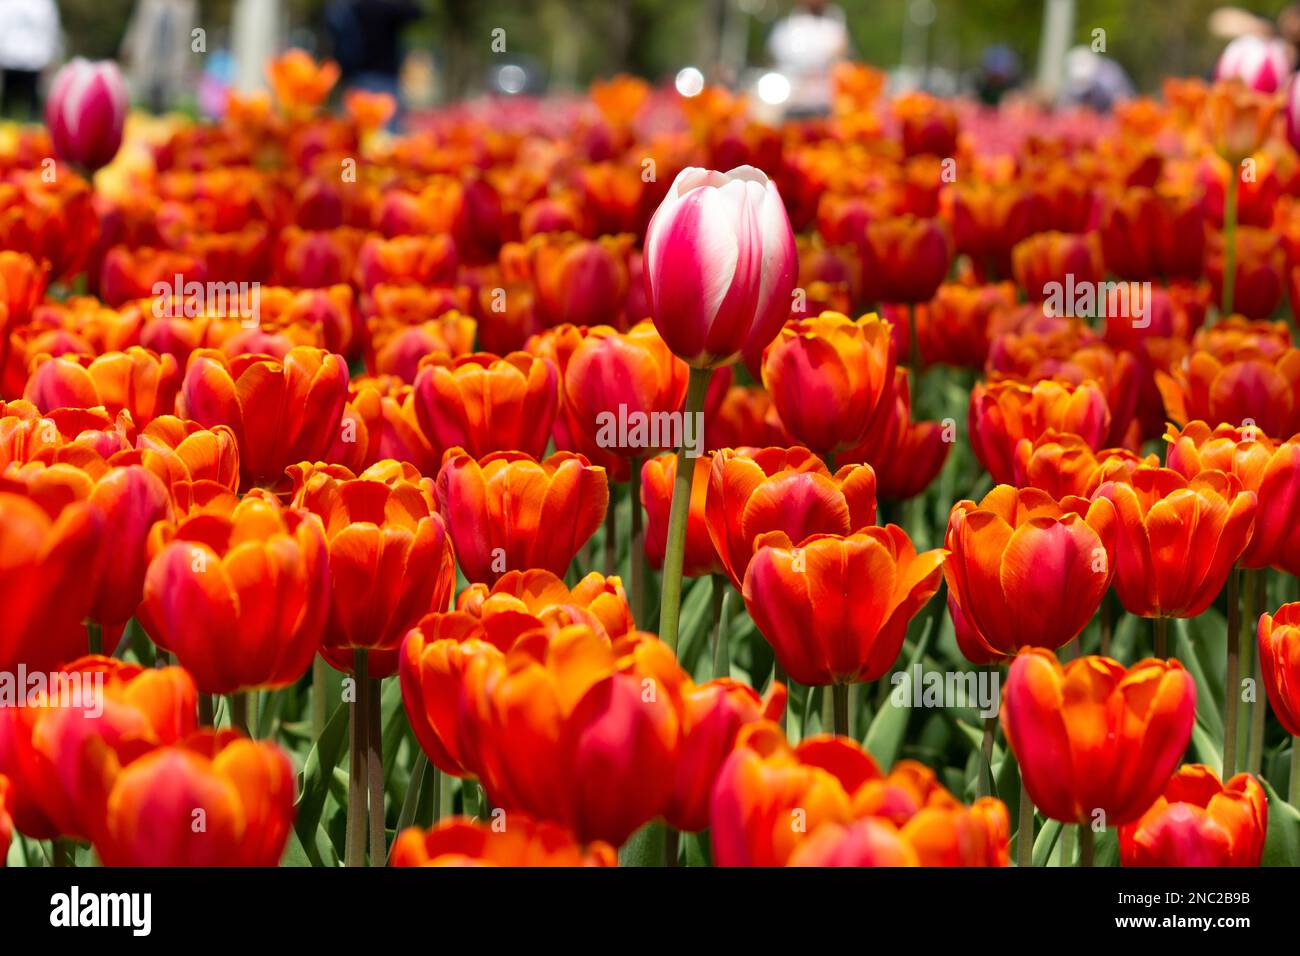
(312, 655, 329, 741)
(1246, 571, 1268, 776)
(86, 621, 102, 656)
(657, 366, 712, 654)
(367, 673, 385, 866)
(1223, 169, 1239, 316)
(229, 692, 250, 736)
(1017, 776, 1035, 867)
(1078, 824, 1094, 867)
(629, 456, 646, 628)
(1153, 616, 1168, 659)
(1224, 566, 1241, 778)
(603, 491, 618, 576)
(1290, 739, 1300, 806)
(346, 652, 369, 867)
(832, 683, 849, 737)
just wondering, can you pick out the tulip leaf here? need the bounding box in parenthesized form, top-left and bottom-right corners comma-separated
(1093, 827, 1120, 867)
(1031, 819, 1061, 867)
(619, 821, 667, 867)
(1189, 717, 1223, 771)
(1176, 611, 1226, 739)
(294, 700, 350, 866)
(864, 693, 909, 769)
(1261, 777, 1300, 866)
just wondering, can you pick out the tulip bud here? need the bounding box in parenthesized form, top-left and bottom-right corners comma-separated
(1215, 35, 1293, 93)
(45, 59, 129, 172)
(643, 165, 797, 368)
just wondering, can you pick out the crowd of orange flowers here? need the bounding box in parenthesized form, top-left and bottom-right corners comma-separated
(0, 49, 1298, 868)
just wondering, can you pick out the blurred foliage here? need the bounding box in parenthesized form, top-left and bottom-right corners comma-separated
(50, 0, 1298, 95)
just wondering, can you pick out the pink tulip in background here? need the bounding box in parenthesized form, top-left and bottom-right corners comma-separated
(642, 165, 797, 369)
(1215, 34, 1294, 93)
(44, 58, 129, 172)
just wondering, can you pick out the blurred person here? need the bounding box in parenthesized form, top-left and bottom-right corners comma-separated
(1061, 46, 1133, 112)
(326, 0, 421, 103)
(0, 0, 60, 120)
(767, 0, 850, 118)
(120, 0, 200, 113)
(974, 44, 1021, 106)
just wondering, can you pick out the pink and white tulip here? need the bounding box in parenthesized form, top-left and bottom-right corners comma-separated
(1215, 35, 1293, 93)
(45, 59, 130, 172)
(643, 165, 797, 369)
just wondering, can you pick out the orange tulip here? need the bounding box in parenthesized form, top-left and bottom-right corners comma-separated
(354, 234, 458, 292)
(84, 463, 174, 629)
(399, 612, 502, 777)
(1257, 602, 1300, 737)
(266, 49, 339, 117)
(840, 368, 950, 501)
(288, 460, 456, 678)
(1011, 231, 1105, 303)
(456, 568, 634, 646)
(1165, 421, 1300, 573)
(1098, 185, 1206, 281)
(1001, 650, 1196, 825)
(743, 527, 945, 685)
(391, 815, 617, 867)
(1207, 227, 1285, 320)
(176, 346, 349, 490)
(710, 721, 1009, 866)
(530, 232, 633, 329)
(968, 378, 1112, 485)
(412, 352, 558, 460)
(894, 91, 959, 158)
(1118, 764, 1267, 866)
(1013, 431, 1157, 499)
(706, 446, 877, 590)
(944, 485, 1117, 660)
(705, 384, 791, 451)
(665, 678, 786, 833)
(945, 182, 1048, 281)
(1157, 341, 1300, 442)
(760, 311, 896, 454)
(561, 321, 688, 459)
(0, 479, 101, 674)
(22, 347, 180, 426)
(857, 215, 952, 305)
(138, 495, 329, 694)
(369, 311, 477, 384)
(1091, 466, 1255, 618)
(323, 376, 438, 477)
(0, 656, 196, 841)
(908, 282, 1018, 369)
(1202, 79, 1276, 164)
(463, 624, 687, 845)
(96, 729, 295, 866)
(436, 449, 608, 584)
(641, 452, 721, 577)
(132, 415, 241, 507)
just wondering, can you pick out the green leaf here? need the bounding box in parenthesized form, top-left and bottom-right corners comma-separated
(1177, 610, 1227, 739)
(1190, 717, 1223, 771)
(619, 821, 667, 867)
(1261, 777, 1300, 866)
(864, 694, 909, 769)
(293, 700, 350, 866)
(1032, 819, 1062, 867)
